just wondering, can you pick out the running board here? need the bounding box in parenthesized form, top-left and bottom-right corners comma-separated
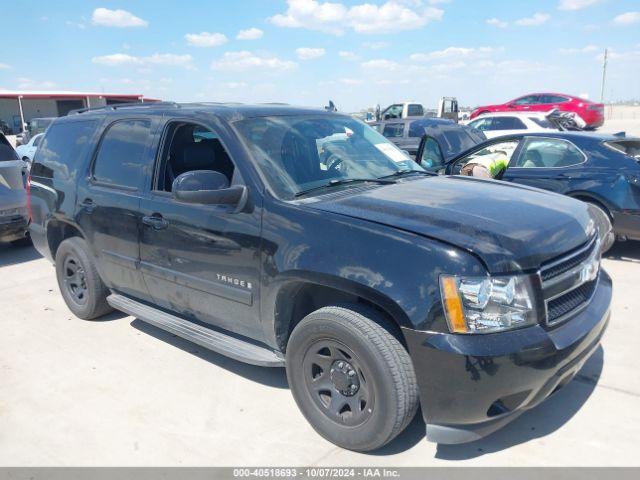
(107, 294, 285, 367)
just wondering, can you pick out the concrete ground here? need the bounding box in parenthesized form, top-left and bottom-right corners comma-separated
(0, 241, 639, 467)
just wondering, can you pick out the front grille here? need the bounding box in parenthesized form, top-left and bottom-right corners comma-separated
(547, 280, 597, 324)
(541, 237, 597, 282)
(540, 236, 600, 327)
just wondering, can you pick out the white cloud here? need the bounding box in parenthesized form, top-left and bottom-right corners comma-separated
(613, 11, 640, 25)
(486, 17, 508, 28)
(361, 59, 400, 70)
(91, 8, 148, 28)
(558, 44, 599, 54)
(224, 82, 249, 89)
(515, 12, 550, 26)
(409, 46, 500, 61)
(185, 32, 228, 47)
(269, 0, 443, 35)
(296, 47, 326, 60)
(66, 20, 87, 29)
(16, 78, 57, 89)
(0, 63, 11, 70)
(92, 53, 193, 68)
(211, 51, 297, 72)
(558, 0, 599, 10)
(362, 41, 389, 50)
(236, 28, 264, 40)
(339, 78, 363, 85)
(338, 51, 359, 61)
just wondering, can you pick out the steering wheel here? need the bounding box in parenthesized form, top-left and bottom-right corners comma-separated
(326, 154, 346, 175)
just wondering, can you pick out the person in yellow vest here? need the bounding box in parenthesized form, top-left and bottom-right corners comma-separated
(460, 150, 509, 179)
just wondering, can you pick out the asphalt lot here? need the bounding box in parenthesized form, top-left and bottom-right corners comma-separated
(0, 241, 639, 466)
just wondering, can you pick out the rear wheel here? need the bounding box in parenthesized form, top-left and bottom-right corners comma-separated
(55, 237, 113, 320)
(286, 305, 418, 452)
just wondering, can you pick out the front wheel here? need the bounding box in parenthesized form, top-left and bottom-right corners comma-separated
(286, 305, 418, 451)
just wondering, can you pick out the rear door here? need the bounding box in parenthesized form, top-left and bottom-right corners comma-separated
(76, 117, 158, 302)
(502, 137, 588, 192)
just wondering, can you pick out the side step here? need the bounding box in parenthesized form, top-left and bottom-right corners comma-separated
(107, 294, 285, 367)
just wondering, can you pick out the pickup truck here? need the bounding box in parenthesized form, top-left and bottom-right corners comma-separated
(29, 102, 611, 451)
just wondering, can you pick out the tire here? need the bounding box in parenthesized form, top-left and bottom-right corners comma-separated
(55, 237, 113, 320)
(286, 304, 418, 452)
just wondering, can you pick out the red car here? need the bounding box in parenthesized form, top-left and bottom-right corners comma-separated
(470, 93, 604, 129)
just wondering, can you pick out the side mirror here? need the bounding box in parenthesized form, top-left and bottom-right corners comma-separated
(172, 170, 247, 212)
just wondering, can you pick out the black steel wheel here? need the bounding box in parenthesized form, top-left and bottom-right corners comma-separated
(286, 304, 418, 452)
(303, 339, 375, 427)
(55, 237, 113, 320)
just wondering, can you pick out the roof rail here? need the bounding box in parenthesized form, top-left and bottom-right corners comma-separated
(68, 101, 180, 116)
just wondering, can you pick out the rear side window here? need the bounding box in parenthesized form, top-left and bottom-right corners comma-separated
(492, 117, 526, 130)
(30, 120, 97, 178)
(407, 104, 424, 117)
(92, 119, 152, 189)
(606, 140, 640, 161)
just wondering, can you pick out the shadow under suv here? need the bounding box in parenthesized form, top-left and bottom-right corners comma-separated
(29, 102, 611, 451)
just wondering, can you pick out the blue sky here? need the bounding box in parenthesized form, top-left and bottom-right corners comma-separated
(1, 0, 639, 111)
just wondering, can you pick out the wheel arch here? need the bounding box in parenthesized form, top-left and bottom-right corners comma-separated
(567, 191, 613, 219)
(46, 218, 86, 260)
(271, 274, 409, 353)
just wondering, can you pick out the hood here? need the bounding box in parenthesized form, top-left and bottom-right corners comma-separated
(307, 176, 595, 274)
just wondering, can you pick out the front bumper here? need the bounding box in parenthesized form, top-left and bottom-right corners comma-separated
(402, 270, 611, 444)
(612, 210, 640, 241)
(0, 215, 29, 243)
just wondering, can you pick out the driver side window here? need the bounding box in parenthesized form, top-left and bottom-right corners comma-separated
(513, 95, 539, 106)
(419, 137, 445, 170)
(455, 140, 520, 177)
(155, 122, 235, 192)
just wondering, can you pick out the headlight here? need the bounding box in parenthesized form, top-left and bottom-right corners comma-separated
(440, 274, 538, 334)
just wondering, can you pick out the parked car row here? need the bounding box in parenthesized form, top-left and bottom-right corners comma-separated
(0, 132, 30, 247)
(27, 102, 614, 452)
(470, 92, 604, 130)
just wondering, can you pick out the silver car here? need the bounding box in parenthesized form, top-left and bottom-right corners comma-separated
(0, 133, 30, 246)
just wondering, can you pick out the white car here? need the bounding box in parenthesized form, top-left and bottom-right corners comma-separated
(465, 112, 558, 139)
(15, 133, 44, 162)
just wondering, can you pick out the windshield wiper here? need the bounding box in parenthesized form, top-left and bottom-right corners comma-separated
(379, 169, 437, 180)
(294, 178, 396, 198)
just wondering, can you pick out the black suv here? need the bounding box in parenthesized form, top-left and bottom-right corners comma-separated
(29, 103, 611, 451)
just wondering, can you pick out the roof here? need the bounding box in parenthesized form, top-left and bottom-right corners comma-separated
(472, 111, 549, 118)
(62, 102, 335, 122)
(0, 90, 159, 101)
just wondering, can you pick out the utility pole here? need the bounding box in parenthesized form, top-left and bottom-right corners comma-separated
(600, 48, 608, 103)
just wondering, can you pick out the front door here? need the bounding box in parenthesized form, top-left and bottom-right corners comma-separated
(502, 137, 588, 193)
(76, 117, 157, 302)
(138, 120, 264, 340)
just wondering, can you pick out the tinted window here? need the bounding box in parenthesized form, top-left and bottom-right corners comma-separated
(513, 95, 539, 105)
(407, 104, 424, 117)
(32, 134, 43, 147)
(420, 137, 444, 169)
(491, 117, 527, 130)
(540, 95, 568, 104)
(92, 120, 151, 189)
(468, 118, 492, 131)
(382, 123, 405, 138)
(515, 138, 585, 168)
(30, 120, 96, 178)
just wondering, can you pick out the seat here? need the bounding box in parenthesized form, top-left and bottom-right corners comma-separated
(521, 149, 543, 168)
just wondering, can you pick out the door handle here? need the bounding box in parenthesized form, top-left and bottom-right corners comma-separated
(142, 215, 169, 230)
(81, 198, 96, 213)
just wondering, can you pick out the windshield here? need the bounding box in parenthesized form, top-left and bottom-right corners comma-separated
(234, 115, 422, 199)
